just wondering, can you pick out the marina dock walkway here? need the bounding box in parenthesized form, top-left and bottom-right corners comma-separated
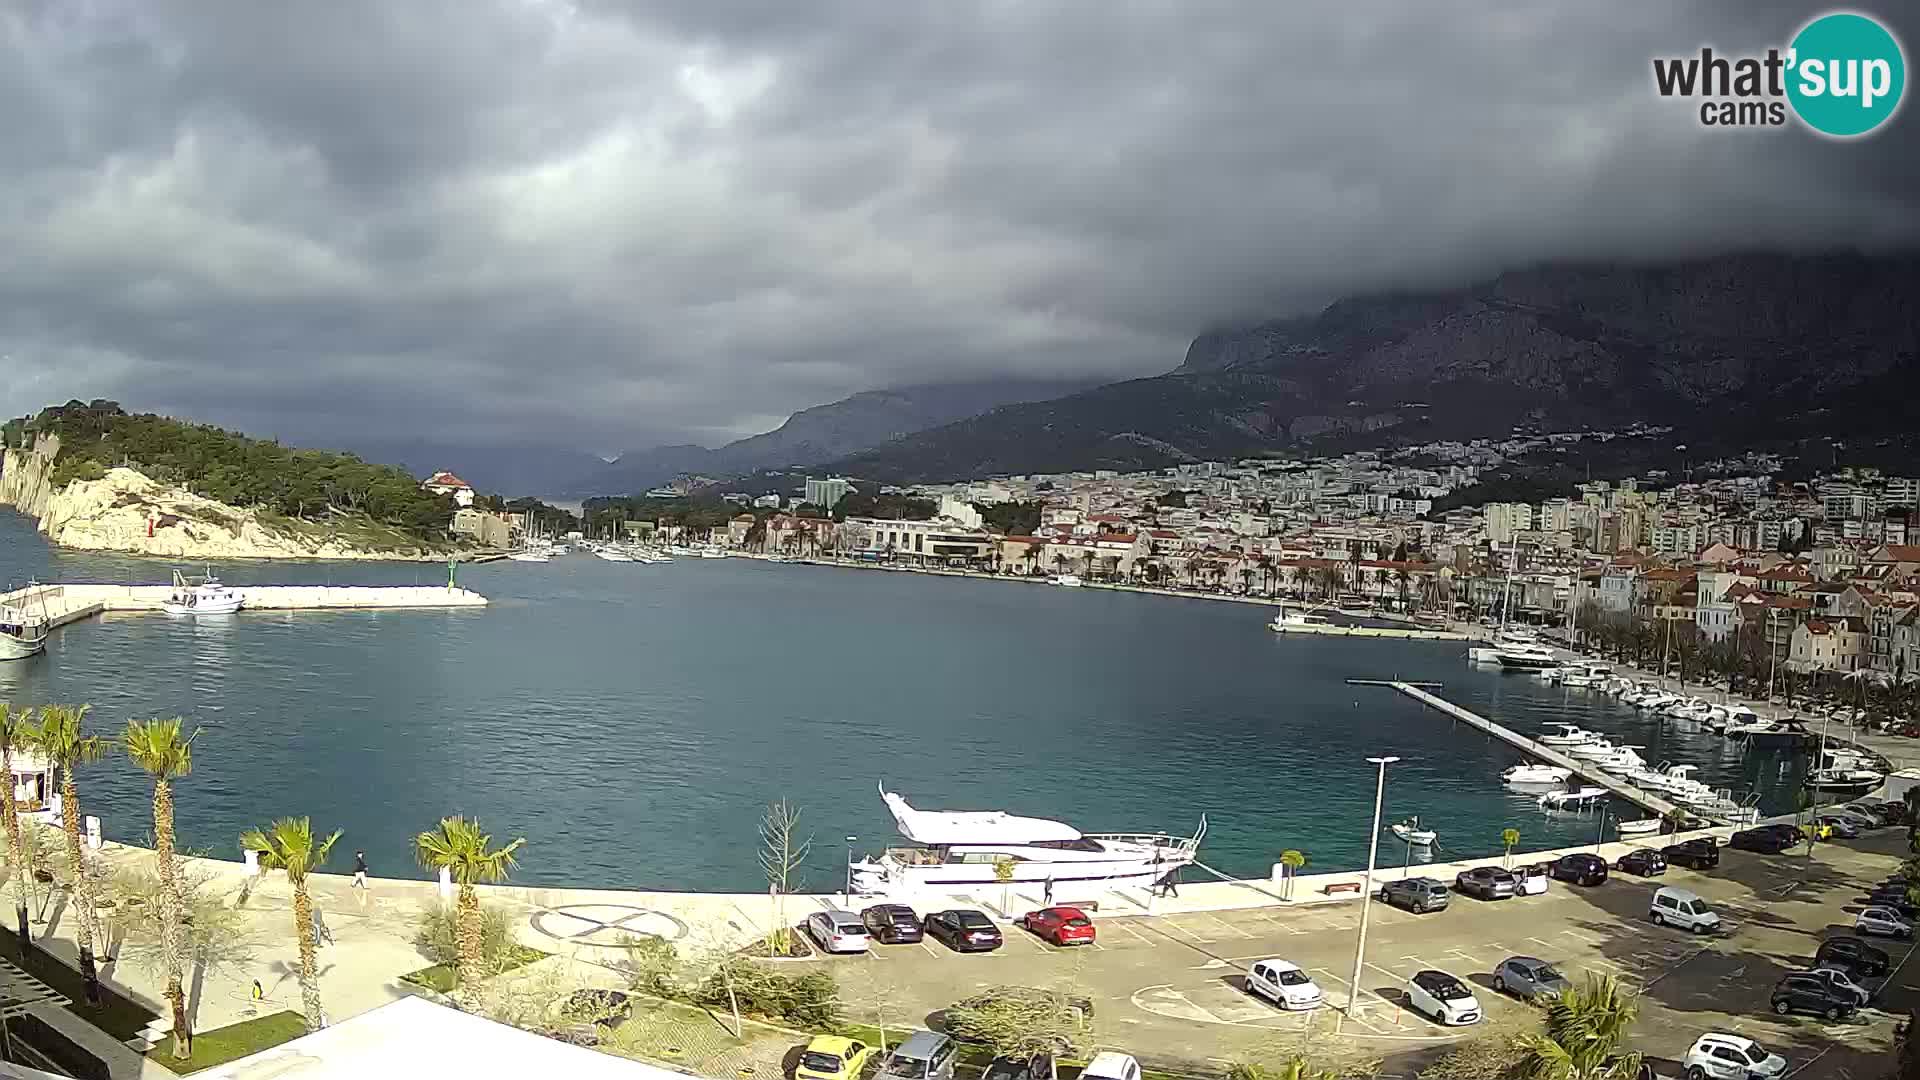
(1363, 678, 1683, 819)
(1, 581, 487, 631)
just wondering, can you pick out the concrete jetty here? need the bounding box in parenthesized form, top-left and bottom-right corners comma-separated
(1374, 678, 1684, 819)
(1, 581, 487, 632)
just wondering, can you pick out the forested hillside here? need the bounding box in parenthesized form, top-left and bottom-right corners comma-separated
(5, 400, 453, 538)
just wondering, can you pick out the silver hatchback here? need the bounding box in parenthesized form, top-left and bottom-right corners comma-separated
(1492, 955, 1571, 1000)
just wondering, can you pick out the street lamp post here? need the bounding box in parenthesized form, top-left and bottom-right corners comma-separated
(845, 836, 857, 905)
(1346, 755, 1400, 1019)
(1593, 805, 1610, 854)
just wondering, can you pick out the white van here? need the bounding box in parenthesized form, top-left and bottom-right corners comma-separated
(1650, 886, 1721, 933)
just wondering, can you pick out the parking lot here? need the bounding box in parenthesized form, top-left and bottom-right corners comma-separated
(814, 832, 1915, 1075)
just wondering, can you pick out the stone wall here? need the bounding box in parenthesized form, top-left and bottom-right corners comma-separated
(0, 432, 61, 519)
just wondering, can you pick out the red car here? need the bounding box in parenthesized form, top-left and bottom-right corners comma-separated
(1020, 906, 1096, 946)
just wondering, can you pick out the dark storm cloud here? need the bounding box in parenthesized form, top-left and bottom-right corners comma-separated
(2, 0, 1915, 454)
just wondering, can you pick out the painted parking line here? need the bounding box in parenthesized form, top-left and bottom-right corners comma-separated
(1528, 936, 1560, 950)
(1560, 930, 1603, 945)
(1447, 949, 1483, 966)
(1003, 928, 1050, 954)
(1109, 920, 1158, 946)
(1192, 912, 1257, 939)
(917, 940, 942, 958)
(1156, 919, 1216, 945)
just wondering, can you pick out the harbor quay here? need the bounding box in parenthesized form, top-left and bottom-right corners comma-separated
(0, 581, 488, 633)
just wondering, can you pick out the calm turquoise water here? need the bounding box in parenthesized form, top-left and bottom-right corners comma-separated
(0, 510, 1807, 891)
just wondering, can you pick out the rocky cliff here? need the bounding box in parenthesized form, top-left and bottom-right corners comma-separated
(1, 447, 449, 561)
(0, 434, 62, 519)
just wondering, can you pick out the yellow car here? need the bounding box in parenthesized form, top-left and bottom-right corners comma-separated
(796, 1035, 877, 1080)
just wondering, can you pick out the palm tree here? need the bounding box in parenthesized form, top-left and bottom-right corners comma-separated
(1501, 828, 1521, 869)
(414, 816, 525, 1010)
(1518, 972, 1643, 1080)
(239, 818, 341, 1030)
(123, 717, 198, 1058)
(35, 705, 111, 1004)
(0, 703, 40, 949)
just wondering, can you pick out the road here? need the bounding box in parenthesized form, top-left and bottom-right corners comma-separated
(814, 830, 1914, 1077)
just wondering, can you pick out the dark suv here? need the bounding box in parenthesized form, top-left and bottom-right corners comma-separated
(1814, 936, 1890, 977)
(1730, 826, 1799, 854)
(1661, 838, 1719, 870)
(1378, 877, 1451, 913)
(1614, 849, 1666, 876)
(862, 904, 924, 944)
(1550, 853, 1608, 886)
(1770, 973, 1858, 1021)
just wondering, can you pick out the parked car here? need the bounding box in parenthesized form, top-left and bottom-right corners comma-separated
(1378, 877, 1451, 913)
(1813, 814, 1862, 839)
(1683, 1033, 1788, 1080)
(1405, 969, 1482, 1025)
(1814, 936, 1890, 977)
(883, 1031, 958, 1080)
(1080, 1053, 1141, 1080)
(1019, 906, 1096, 947)
(797, 1036, 879, 1080)
(1550, 853, 1608, 886)
(1651, 887, 1722, 934)
(1615, 849, 1668, 876)
(1769, 973, 1858, 1021)
(805, 910, 872, 954)
(1801, 967, 1872, 1006)
(1491, 956, 1571, 1001)
(862, 903, 924, 944)
(1831, 807, 1882, 830)
(1245, 959, 1324, 1010)
(1729, 827, 1796, 854)
(923, 909, 1003, 952)
(1852, 801, 1906, 825)
(1515, 863, 1550, 895)
(1454, 866, 1518, 900)
(1856, 906, 1914, 938)
(982, 1055, 1050, 1080)
(1661, 838, 1720, 870)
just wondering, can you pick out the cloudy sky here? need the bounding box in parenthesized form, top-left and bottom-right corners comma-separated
(2, 1, 1915, 456)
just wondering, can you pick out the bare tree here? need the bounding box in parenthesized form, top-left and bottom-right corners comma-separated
(759, 800, 812, 956)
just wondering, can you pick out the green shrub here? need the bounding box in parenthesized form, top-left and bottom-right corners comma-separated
(414, 902, 516, 971)
(696, 959, 840, 1028)
(617, 934, 682, 998)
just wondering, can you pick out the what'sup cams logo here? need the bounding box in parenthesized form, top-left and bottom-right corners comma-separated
(1653, 11, 1906, 137)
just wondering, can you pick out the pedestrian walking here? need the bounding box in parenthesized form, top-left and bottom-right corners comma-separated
(1157, 870, 1180, 898)
(351, 850, 369, 889)
(1042, 875, 1055, 906)
(312, 905, 335, 946)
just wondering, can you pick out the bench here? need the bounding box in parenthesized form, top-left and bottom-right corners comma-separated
(1323, 881, 1364, 897)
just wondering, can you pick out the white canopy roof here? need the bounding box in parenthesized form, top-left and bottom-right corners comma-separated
(882, 788, 1082, 845)
(201, 996, 676, 1080)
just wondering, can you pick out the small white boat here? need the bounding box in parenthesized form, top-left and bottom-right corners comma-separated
(1567, 738, 1620, 760)
(506, 551, 550, 563)
(0, 608, 49, 662)
(161, 569, 244, 616)
(1616, 818, 1663, 837)
(1049, 574, 1084, 587)
(1538, 787, 1608, 809)
(1503, 763, 1574, 785)
(1496, 643, 1560, 670)
(1270, 607, 1338, 633)
(1538, 723, 1599, 747)
(1390, 817, 1437, 846)
(699, 547, 727, 559)
(593, 548, 636, 562)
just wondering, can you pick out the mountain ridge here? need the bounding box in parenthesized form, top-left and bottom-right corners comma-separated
(818, 251, 1920, 484)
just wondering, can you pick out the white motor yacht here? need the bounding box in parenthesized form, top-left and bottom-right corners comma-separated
(1591, 746, 1649, 774)
(1503, 763, 1574, 785)
(1495, 643, 1560, 671)
(593, 547, 636, 562)
(1270, 607, 1338, 633)
(848, 787, 1204, 893)
(1538, 723, 1600, 747)
(1538, 787, 1608, 809)
(507, 550, 550, 562)
(161, 569, 244, 616)
(1049, 574, 1084, 587)
(1567, 738, 1621, 760)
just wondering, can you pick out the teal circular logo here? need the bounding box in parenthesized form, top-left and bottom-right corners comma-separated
(1787, 12, 1906, 137)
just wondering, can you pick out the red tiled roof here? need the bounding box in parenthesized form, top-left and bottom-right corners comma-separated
(424, 471, 471, 489)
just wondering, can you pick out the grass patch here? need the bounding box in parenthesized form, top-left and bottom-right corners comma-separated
(145, 1010, 307, 1074)
(0, 932, 156, 1040)
(398, 944, 546, 993)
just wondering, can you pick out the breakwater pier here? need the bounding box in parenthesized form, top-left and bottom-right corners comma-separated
(1, 580, 488, 632)
(1353, 677, 1684, 819)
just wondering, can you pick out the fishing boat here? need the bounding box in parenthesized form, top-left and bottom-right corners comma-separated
(1616, 818, 1663, 837)
(161, 569, 244, 616)
(846, 785, 1204, 893)
(1269, 606, 1337, 633)
(1390, 817, 1437, 846)
(0, 589, 51, 662)
(1503, 763, 1574, 785)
